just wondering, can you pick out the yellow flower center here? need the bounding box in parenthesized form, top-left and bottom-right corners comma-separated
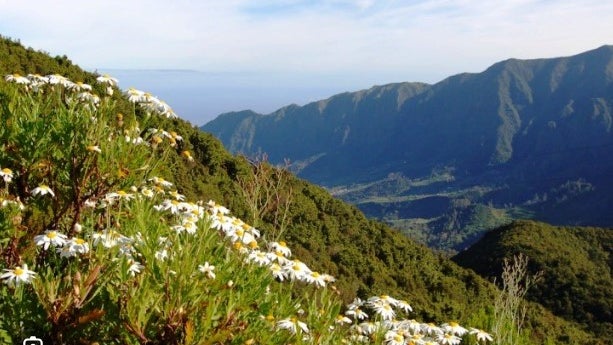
(47, 231, 57, 239)
(75, 238, 85, 245)
(14, 267, 24, 276)
(1, 168, 12, 174)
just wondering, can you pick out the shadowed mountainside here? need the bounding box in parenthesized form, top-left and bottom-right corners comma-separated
(203, 46, 613, 251)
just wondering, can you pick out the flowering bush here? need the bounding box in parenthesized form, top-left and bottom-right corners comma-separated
(0, 73, 492, 344)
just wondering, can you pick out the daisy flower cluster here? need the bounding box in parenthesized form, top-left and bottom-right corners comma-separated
(338, 296, 492, 344)
(27, 179, 180, 279)
(5, 73, 104, 107)
(125, 87, 178, 119)
(148, 128, 183, 148)
(4, 72, 181, 127)
(206, 200, 336, 288)
(154, 192, 204, 236)
(5, 73, 197, 170)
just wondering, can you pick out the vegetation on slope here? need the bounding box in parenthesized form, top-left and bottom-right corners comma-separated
(0, 56, 498, 344)
(0, 35, 599, 344)
(203, 46, 613, 252)
(453, 220, 613, 341)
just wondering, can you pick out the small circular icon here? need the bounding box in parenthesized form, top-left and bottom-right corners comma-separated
(23, 336, 43, 345)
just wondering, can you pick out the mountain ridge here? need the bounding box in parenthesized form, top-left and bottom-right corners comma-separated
(203, 45, 613, 251)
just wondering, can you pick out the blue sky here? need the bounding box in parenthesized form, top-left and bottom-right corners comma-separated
(1, 0, 612, 125)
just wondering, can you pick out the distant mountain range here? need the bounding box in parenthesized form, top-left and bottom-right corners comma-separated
(202, 45, 613, 251)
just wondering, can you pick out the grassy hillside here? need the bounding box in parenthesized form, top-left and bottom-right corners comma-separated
(453, 220, 613, 340)
(0, 35, 599, 344)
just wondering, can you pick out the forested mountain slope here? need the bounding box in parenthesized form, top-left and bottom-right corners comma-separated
(453, 220, 613, 340)
(203, 46, 613, 251)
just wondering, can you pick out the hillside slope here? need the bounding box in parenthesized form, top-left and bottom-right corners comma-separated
(203, 46, 613, 251)
(453, 220, 613, 340)
(0, 35, 598, 344)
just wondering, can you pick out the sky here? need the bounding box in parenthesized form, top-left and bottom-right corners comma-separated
(1, 0, 613, 125)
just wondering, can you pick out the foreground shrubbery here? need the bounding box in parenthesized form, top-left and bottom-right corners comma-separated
(0, 74, 494, 344)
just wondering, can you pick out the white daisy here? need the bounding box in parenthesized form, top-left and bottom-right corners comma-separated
(127, 260, 144, 276)
(370, 301, 395, 321)
(384, 330, 405, 345)
(92, 229, 130, 248)
(283, 260, 311, 282)
(335, 315, 353, 325)
(346, 307, 369, 321)
(1, 264, 36, 286)
(31, 184, 55, 197)
(269, 263, 287, 281)
(206, 200, 230, 215)
(421, 322, 443, 336)
(442, 322, 468, 336)
(0, 167, 14, 183)
(438, 333, 461, 345)
(198, 262, 216, 279)
(34, 230, 68, 250)
(269, 241, 291, 257)
(247, 250, 271, 266)
(276, 317, 309, 335)
(305, 271, 327, 288)
(5, 73, 30, 84)
(155, 248, 169, 261)
(68, 237, 89, 254)
(96, 74, 118, 87)
(470, 328, 493, 342)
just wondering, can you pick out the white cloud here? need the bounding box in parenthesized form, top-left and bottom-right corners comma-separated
(3, 0, 611, 123)
(1, 0, 612, 81)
